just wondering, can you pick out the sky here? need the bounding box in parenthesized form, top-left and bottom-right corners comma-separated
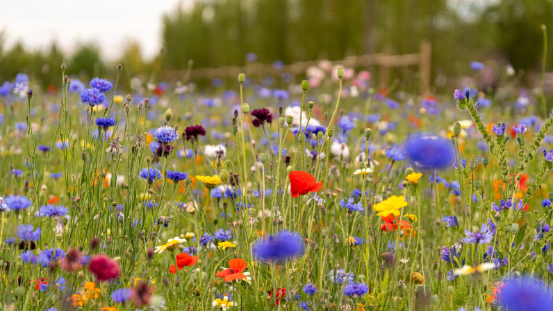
(0, 0, 192, 60)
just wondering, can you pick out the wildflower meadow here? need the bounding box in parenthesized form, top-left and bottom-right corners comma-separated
(2, 40, 553, 311)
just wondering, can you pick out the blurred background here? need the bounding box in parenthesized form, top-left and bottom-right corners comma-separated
(0, 0, 552, 91)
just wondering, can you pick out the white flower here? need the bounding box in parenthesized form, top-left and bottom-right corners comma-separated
(353, 168, 374, 175)
(204, 144, 226, 158)
(453, 263, 495, 276)
(330, 141, 350, 158)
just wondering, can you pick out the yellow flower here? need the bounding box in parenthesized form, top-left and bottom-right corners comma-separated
(139, 193, 152, 200)
(404, 214, 418, 222)
(212, 294, 234, 309)
(154, 237, 187, 253)
(184, 232, 195, 239)
(82, 281, 101, 300)
(196, 175, 222, 189)
(453, 263, 495, 276)
(131, 278, 142, 287)
(218, 241, 236, 250)
(405, 172, 423, 184)
(114, 95, 124, 104)
(92, 105, 104, 112)
(353, 168, 374, 175)
(373, 195, 407, 217)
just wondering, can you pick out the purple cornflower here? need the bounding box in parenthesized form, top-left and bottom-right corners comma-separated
(337, 116, 355, 132)
(440, 245, 461, 264)
(464, 224, 494, 244)
(5, 195, 32, 211)
(17, 224, 41, 241)
(38, 205, 69, 218)
(512, 124, 527, 135)
(404, 134, 454, 170)
(442, 216, 459, 228)
(111, 288, 133, 304)
(95, 118, 116, 130)
(37, 145, 51, 152)
(20, 251, 38, 264)
(491, 123, 506, 136)
(214, 228, 233, 241)
(385, 146, 405, 161)
(252, 231, 305, 262)
(167, 171, 187, 182)
(453, 89, 465, 101)
(303, 283, 317, 296)
(139, 168, 162, 184)
(339, 197, 364, 213)
(199, 233, 214, 246)
(69, 79, 85, 93)
(329, 269, 354, 284)
(251, 108, 273, 128)
(499, 277, 553, 311)
(184, 125, 206, 141)
(90, 78, 112, 93)
(343, 282, 369, 297)
(470, 62, 485, 70)
(80, 88, 105, 106)
(153, 126, 179, 143)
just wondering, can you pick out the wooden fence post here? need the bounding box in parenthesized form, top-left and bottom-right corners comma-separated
(419, 39, 432, 95)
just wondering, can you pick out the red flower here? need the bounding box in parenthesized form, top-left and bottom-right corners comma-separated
(88, 255, 120, 282)
(268, 288, 286, 305)
(215, 258, 247, 282)
(289, 171, 323, 198)
(380, 215, 412, 232)
(168, 253, 199, 274)
(29, 278, 48, 290)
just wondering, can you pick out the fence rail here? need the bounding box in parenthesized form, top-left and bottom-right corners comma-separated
(166, 40, 431, 94)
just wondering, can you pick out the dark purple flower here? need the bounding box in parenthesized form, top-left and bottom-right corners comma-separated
(184, 125, 206, 141)
(251, 108, 273, 128)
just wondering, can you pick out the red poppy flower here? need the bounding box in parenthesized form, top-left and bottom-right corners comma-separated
(29, 278, 49, 290)
(289, 171, 323, 198)
(169, 253, 199, 274)
(380, 215, 412, 232)
(215, 258, 247, 282)
(268, 288, 286, 305)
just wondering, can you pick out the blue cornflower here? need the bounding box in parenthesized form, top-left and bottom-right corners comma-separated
(339, 197, 364, 212)
(443, 216, 459, 228)
(464, 224, 494, 244)
(38, 248, 65, 267)
(80, 88, 105, 106)
(470, 62, 485, 70)
(211, 188, 223, 199)
(90, 77, 112, 93)
(303, 283, 317, 296)
(252, 231, 305, 262)
(111, 288, 133, 304)
(405, 134, 454, 170)
(50, 172, 63, 179)
(512, 124, 527, 135)
(440, 245, 461, 264)
(351, 189, 362, 198)
(38, 145, 51, 152)
(453, 158, 467, 169)
(183, 246, 197, 255)
(491, 123, 506, 136)
(385, 99, 399, 109)
(446, 270, 457, 281)
(5, 195, 32, 211)
(167, 171, 188, 182)
(55, 140, 69, 149)
(95, 118, 116, 129)
(199, 233, 214, 246)
(14, 122, 26, 131)
(343, 282, 369, 297)
(273, 89, 289, 99)
(0, 82, 11, 97)
(20, 250, 38, 264)
(38, 205, 68, 218)
(69, 79, 85, 93)
(139, 168, 162, 184)
(40, 277, 66, 292)
(11, 169, 23, 177)
(542, 199, 551, 208)
(214, 228, 233, 241)
(453, 89, 465, 101)
(385, 146, 405, 161)
(499, 277, 553, 311)
(300, 302, 310, 310)
(328, 269, 354, 284)
(153, 125, 179, 143)
(148, 141, 160, 156)
(337, 117, 355, 132)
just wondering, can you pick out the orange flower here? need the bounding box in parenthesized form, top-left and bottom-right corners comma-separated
(289, 171, 323, 198)
(380, 215, 411, 232)
(29, 278, 48, 290)
(102, 307, 119, 311)
(168, 253, 199, 274)
(47, 196, 60, 204)
(215, 258, 247, 282)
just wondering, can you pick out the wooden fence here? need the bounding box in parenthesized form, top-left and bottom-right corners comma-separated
(167, 40, 431, 94)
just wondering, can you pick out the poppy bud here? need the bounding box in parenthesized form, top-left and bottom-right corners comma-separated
(284, 115, 292, 125)
(286, 166, 293, 174)
(337, 68, 344, 79)
(328, 129, 334, 138)
(453, 122, 462, 137)
(510, 223, 519, 232)
(317, 131, 323, 139)
(474, 180, 482, 189)
(279, 117, 285, 126)
(220, 169, 230, 183)
(248, 208, 257, 216)
(469, 158, 477, 170)
(483, 156, 489, 167)
(15, 287, 25, 298)
(164, 108, 173, 122)
(238, 73, 246, 83)
(365, 128, 372, 139)
(308, 101, 314, 110)
(301, 80, 309, 92)
(242, 103, 250, 114)
(259, 153, 267, 163)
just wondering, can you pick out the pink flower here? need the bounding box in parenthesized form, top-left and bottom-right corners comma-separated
(88, 255, 120, 281)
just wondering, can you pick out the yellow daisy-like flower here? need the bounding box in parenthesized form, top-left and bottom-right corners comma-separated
(92, 105, 104, 112)
(114, 95, 124, 104)
(212, 294, 234, 310)
(404, 214, 418, 222)
(353, 168, 374, 175)
(184, 232, 195, 239)
(373, 195, 407, 217)
(154, 237, 187, 253)
(453, 263, 495, 276)
(405, 172, 423, 184)
(218, 241, 236, 250)
(196, 175, 222, 189)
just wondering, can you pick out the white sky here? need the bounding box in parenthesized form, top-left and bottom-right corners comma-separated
(0, 0, 192, 60)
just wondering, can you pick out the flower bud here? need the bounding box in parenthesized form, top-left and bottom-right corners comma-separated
(317, 131, 323, 139)
(337, 68, 344, 79)
(286, 115, 293, 125)
(117, 63, 122, 71)
(286, 166, 293, 174)
(124, 104, 130, 113)
(61, 63, 66, 70)
(301, 80, 309, 92)
(220, 169, 229, 183)
(365, 128, 373, 139)
(126, 94, 132, 102)
(242, 103, 250, 114)
(453, 122, 462, 137)
(238, 73, 246, 83)
(328, 129, 334, 138)
(165, 108, 173, 122)
(27, 90, 33, 100)
(308, 101, 314, 110)
(144, 98, 150, 108)
(483, 156, 489, 167)
(278, 117, 285, 126)
(474, 180, 482, 189)
(469, 158, 477, 171)
(259, 153, 267, 163)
